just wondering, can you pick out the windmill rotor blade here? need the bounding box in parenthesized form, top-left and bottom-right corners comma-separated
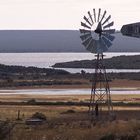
(86, 39, 93, 50)
(79, 29, 91, 34)
(82, 36, 92, 46)
(81, 22, 91, 29)
(88, 11, 94, 24)
(98, 38, 108, 52)
(97, 8, 101, 22)
(101, 36, 112, 48)
(91, 45, 98, 53)
(93, 9, 96, 22)
(85, 38, 92, 47)
(101, 39, 108, 51)
(103, 21, 114, 29)
(92, 39, 98, 51)
(84, 16, 92, 26)
(100, 10, 106, 23)
(102, 33, 115, 41)
(85, 38, 94, 48)
(80, 33, 91, 41)
(80, 36, 87, 41)
(102, 29, 115, 34)
(86, 39, 97, 53)
(102, 15, 111, 25)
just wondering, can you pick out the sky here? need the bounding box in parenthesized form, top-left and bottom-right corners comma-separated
(0, 0, 140, 30)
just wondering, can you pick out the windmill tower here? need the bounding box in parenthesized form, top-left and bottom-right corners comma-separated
(79, 8, 115, 119)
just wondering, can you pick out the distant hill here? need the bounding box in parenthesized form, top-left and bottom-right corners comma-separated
(0, 30, 140, 52)
(52, 55, 140, 69)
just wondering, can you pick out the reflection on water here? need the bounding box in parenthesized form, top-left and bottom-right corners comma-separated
(0, 88, 139, 95)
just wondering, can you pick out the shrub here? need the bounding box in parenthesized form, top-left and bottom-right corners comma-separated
(100, 133, 115, 140)
(31, 112, 47, 121)
(61, 109, 76, 114)
(27, 99, 36, 104)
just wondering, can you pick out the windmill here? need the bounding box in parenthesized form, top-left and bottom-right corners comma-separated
(79, 8, 115, 119)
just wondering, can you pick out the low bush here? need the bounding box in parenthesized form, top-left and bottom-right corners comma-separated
(31, 112, 47, 121)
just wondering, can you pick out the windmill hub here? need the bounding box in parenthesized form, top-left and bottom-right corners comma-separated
(91, 31, 100, 41)
(94, 22, 103, 36)
(91, 22, 102, 40)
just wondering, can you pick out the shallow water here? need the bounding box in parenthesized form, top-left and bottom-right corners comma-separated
(0, 88, 139, 95)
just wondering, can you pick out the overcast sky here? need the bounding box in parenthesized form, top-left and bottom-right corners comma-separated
(0, 0, 139, 30)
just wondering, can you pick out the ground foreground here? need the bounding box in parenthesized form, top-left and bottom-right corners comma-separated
(0, 93, 139, 140)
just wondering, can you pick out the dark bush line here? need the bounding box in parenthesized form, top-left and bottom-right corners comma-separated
(0, 101, 139, 107)
(0, 80, 83, 88)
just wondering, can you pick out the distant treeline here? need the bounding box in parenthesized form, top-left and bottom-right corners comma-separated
(0, 64, 71, 88)
(52, 55, 140, 69)
(0, 64, 69, 75)
(0, 63, 139, 88)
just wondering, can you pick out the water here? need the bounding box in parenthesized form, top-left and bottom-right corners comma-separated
(0, 88, 139, 95)
(56, 68, 140, 73)
(0, 52, 139, 73)
(0, 52, 139, 68)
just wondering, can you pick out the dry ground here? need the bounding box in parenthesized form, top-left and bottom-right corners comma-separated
(0, 93, 139, 140)
(0, 105, 139, 140)
(0, 79, 139, 140)
(0, 93, 139, 103)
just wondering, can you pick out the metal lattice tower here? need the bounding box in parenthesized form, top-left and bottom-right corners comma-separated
(89, 53, 113, 118)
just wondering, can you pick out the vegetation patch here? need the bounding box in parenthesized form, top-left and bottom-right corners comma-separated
(61, 109, 76, 114)
(31, 112, 47, 121)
